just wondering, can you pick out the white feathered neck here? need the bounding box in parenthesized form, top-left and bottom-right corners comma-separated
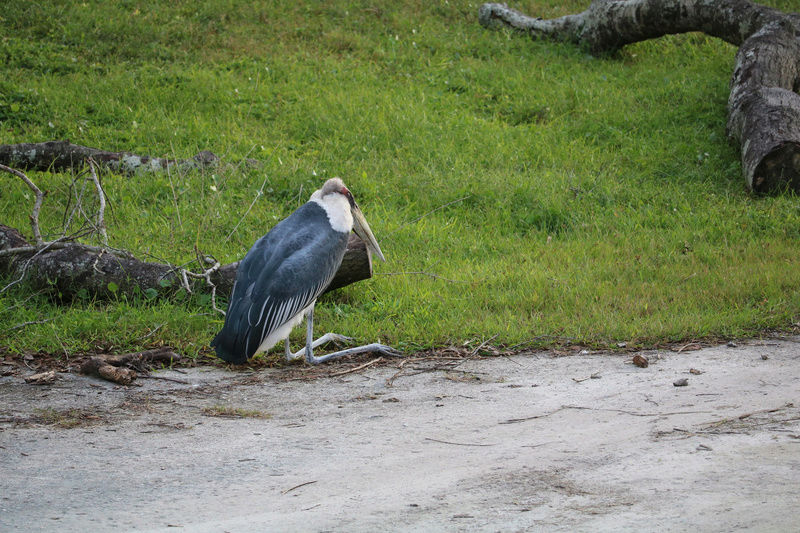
(310, 180, 353, 234)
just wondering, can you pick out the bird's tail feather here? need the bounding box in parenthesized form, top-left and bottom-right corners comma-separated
(211, 330, 248, 364)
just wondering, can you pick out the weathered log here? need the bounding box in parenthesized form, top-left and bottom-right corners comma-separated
(0, 225, 372, 300)
(0, 140, 219, 174)
(102, 347, 181, 368)
(478, 0, 800, 192)
(80, 356, 137, 385)
(728, 21, 800, 191)
(79, 348, 180, 384)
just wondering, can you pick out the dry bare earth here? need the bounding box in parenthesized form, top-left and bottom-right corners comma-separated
(1, 340, 799, 532)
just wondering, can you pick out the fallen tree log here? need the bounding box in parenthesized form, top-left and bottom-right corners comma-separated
(80, 357, 138, 385)
(80, 348, 181, 385)
(0, 140, 219, 174)
(478, 0, 800, 193)
(0, 224, 372, 300)
(100, 347, 181, 369)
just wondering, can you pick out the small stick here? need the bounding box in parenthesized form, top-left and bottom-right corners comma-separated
(424, 437, 497, 447)
(87, 158, 109, 246)
(9, 319, 52, 331)
(676, 342, 702, 352)
(469, 334, 498, 357)
(329, 357, 383, 377)
(281, 480, 317, 495)
(137, 375, 190, 385)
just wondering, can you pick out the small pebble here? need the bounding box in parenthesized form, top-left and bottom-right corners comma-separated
(633, 354, 649, 368)
(673, 378, 689, 387)
(761, 354, 769, 360)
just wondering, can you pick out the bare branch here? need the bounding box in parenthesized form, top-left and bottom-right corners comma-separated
(0, 163, 45, 245)
(183, 257, 226, 315)
(86, 158, 109, 247)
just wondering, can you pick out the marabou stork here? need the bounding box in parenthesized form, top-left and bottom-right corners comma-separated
(212, 178, 398, 365)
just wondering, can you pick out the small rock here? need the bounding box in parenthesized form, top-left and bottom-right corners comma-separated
(761, 354, 769, 360)
(617, 342, 627, 348)
(689, 368, 704, 375)
(727, 341, 738, 348)
(673, 378, 689, 387)
(632, 354, 649, 368)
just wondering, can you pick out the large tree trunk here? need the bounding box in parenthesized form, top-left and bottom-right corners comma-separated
(0, 140, 219, 174)
(478, 0, 800, 192)
(0, 225, 372, 300)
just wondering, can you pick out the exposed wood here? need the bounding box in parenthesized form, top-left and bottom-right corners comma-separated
(80, 357, 137, 385)
(0, 224, 372, 300)
(24, 370, 57, 385)
(478, 0, 800, 192)
(101, 347, 181, 369)
(79, 348, 180, 385)
(0, 140, 219, 174)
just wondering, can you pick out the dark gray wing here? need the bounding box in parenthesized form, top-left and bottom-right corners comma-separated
(212, 202, 349, 363)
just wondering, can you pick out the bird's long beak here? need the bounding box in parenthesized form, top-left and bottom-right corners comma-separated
(351, 203, 386, 262)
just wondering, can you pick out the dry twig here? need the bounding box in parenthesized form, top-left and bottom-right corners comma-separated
(329, 357, 384, 377)
(424, 437, 497, 447)
(86, 158, 109, 246)
(0, 163, 45, 245)
(281, 480, 317, 495)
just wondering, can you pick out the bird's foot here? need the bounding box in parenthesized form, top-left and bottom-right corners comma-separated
(289, 333, 355, 360)
(317, 333, 355, 346)
(366, 344, 403, 358)
(305, 343, 403, 365)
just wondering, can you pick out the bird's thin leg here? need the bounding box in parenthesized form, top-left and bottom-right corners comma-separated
(302, 305, 401, 365)
(284, 338, 292, 361)
(304, 305, 316, 364)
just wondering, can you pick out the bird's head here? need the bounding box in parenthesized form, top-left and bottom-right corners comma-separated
(317, 178, 386, 262)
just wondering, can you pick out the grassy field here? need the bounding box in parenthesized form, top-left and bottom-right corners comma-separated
(2, 0, 799, 359)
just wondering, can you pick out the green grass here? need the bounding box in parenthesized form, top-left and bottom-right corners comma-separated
(2, 1, 800, 358)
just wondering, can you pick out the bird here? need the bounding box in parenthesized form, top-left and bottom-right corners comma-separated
(211, 177, 398, 365)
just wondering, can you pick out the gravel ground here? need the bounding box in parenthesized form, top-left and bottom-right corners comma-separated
(1, 339, 799, 532)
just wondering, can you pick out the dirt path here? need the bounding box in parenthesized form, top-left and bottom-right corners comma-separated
(2, 339, 799, 532)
